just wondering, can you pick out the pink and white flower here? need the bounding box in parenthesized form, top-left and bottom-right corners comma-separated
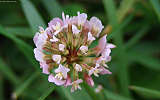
(75, 64, 82, 72)
(71, 79, 83, 92)
(33, 12, 115, 92)
(48, 74, 66, 86)
(90, 17, 104, 37)
(55, 64, 70, 79)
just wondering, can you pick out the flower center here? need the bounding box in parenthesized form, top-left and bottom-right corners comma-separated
(66, 48, 79, 64)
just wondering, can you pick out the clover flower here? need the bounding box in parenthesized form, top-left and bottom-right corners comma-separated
(33, 12, 115, 92)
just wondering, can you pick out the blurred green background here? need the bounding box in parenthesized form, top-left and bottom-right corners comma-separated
(0, 0, 160, 100)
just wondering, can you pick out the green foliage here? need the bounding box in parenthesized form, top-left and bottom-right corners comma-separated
(150, 0, 160, 22)
(41, 0, 62, 18)
(0, 0, 160, 100)
(20, 0, 46, 33)
(0, 58, 20, 86)
(130, 86, 160, 99)
(104, 89, 133, 100)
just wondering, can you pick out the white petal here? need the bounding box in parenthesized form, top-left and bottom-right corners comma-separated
(79, 46, 88, 54)
(50, 35, 59, 42)
(77, 12, 87, 26)
(59, 44, 65, 51)
(72, 24, 80, 35)
(75, 64, 82, 72)
(87, 32, 95, 42)
(90, 17, 104, 37)
(52, 55, 61, 64)
(34, 48, 44, 62)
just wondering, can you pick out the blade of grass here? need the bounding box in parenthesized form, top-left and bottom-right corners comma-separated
(12, 71, 39, 99)
(108, 14, 134, 40)
(83, 83, 104, 100)
(41, 0, 62, 18)
(63, 3, 85, 16)
(131, 41, 160, 55)
(115, 49, 131, 97)
(125, 25, 150, 49)
(104, 90, 132, 100)
(117, 0, 135, 22)
(0, 58, 20, 86)
(128, 50, 160, 70)
(20, 0, 46, 34)
(103, 0, 131, 97)
(103, 0, 117, 27)
(58, 87, 74, 100)
(0, 75, 4, 100)
(5, 27, 33, 38)
(129, 86, 160, 99)
(0, 26, 38, 69)
(38, 84, 55, 100)
(58, 87, 92, 100)
(149, 0, 160, 22)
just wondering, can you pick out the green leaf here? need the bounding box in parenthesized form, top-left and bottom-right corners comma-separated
(103, 0, 131, 97)
(38, 85, 55, 100)
(5, 27, 33, 38)
(41, 0, 62, 18)
(103, 0, 118, 27)
(128, 50, 160, 70)
(20, 0, 46, 34)
(117, 0, 135, 22)
(0, 76, 4, 100)
(130, 86, 160, 99)
(83, 83, 104, 100)
(0, 25, 38, 69)
(150, 0, 160, 22)
(104, 90, 133, 100)
(13, 71, 39, 99)
(125, 25, 150, 49)
(108, 14, 134, 40)
(63, 3, 85, 16)
(0, 58, 20, 86)
(58, 87, 92, 100)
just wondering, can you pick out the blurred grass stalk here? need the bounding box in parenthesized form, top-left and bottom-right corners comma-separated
(12, 71, 39, 100)
(149, 0, 160, 22)
(0, 75, 4, 100)
(129, 86, 160, 99)
(103, 0, 135, 98)
(0, 58, 20, 86)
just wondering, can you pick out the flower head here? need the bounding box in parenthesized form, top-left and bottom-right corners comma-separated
(33, 12, 115, 92)
(71, 79, 83, 92)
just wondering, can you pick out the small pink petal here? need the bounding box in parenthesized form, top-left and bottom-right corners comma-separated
(48, 18, 63, 27)
(72, 24, 80, 34)
(62, 12, 70, 26)
(95, 35, 107, 56)
(90, 16, 104, 37)
(48, 74, 65, 86)
(99, 67, 112, 75)
(33, 32, 40, 45)
(34, 48, 43, 62)
(102, 48, 111, 57)
(106, 43, 116, 49)
(73, 79, 83, 85)
(40, 62, 50, 74)
(64, 75, 72, 87)
(77, 12, 87, 26)
(34, 32, 48, 49)
(84, 73, 94, 87)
